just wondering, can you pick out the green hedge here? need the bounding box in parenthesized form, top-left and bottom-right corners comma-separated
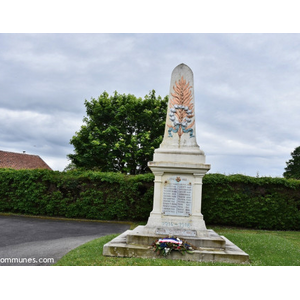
(0, 169, 154, 221)
(202, 174, 300, 230)
(0, 169, 299, 230)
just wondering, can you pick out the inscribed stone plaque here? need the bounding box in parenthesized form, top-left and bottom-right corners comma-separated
(162, 176, 192, 216)
(155, 228, 197, 237)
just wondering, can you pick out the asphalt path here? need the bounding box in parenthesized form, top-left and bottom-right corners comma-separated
(0, 215, 130, 266)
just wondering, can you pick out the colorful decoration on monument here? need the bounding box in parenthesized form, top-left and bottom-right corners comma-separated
(168, 76, 195, 138)
(151, 236, 195, 256)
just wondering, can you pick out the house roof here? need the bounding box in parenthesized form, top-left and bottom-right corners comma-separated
(0, 150, 52, 170)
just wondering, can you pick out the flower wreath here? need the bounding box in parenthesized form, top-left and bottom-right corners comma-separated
(151, 236, 195, 257)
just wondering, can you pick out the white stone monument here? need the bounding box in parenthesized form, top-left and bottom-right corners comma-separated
(103, 64, 249, 263)
(145, 63, 210, 238)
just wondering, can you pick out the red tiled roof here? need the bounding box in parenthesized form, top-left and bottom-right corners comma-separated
(0, 150, 52, 170)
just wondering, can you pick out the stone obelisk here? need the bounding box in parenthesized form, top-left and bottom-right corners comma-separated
(103, 64, 249, 263)
(145, 63, 210, 237)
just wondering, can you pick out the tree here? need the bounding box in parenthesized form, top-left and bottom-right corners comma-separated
(68, 90, 168, 174)
(283, 146, 300, 179)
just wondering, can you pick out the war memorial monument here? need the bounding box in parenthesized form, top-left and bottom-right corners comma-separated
(103, 63, 249, 263)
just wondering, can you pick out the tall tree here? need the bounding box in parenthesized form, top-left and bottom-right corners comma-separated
(283, 146, 300, 179)
(68, 90, 168, 174)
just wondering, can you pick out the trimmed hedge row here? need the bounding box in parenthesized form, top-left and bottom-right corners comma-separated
(202, 174, 300, 230)
(0, 169, 300, 230)
(0, 169, 154, 221)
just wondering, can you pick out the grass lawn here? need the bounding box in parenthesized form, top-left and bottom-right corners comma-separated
(54, 226, 300, 266)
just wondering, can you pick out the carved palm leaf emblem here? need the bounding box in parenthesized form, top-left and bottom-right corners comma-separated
(168, 76, 195, 138)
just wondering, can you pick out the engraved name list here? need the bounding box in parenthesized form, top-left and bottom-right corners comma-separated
(162, 176, 193, 217)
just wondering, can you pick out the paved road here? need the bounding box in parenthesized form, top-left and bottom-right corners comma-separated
(0, 215, 130, 266)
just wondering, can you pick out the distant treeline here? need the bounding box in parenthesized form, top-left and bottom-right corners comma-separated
(0, 169, 299, 230)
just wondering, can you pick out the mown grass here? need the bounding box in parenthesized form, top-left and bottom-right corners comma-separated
(54, 226, 300, 266)
(214, 226, 300, 266)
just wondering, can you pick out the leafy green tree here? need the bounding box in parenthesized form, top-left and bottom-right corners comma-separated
(68, 90, 168, 174)
(283, 146, 300, 179)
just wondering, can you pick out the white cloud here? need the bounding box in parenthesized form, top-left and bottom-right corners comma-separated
(0, 108, 83, 170)
(1, 33, 300, 175)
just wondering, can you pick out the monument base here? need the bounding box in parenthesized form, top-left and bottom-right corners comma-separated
(103, 225, 249, 264)
(103, 158, 248, 263)
(145, 160, 211, 236)
(102, 155, 250, 264)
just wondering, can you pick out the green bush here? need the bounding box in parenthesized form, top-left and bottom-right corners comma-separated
(202, 174, 300, 230)
(0, 169, 154, 221)
(0, 170, 299, 230)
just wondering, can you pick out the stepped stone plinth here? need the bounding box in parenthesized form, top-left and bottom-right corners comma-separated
(103, 227, 249, 264)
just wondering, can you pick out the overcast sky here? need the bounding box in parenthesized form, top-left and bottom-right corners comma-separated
(1, 32, 300, 176)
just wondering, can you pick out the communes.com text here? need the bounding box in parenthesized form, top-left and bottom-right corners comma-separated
(0, 257, 55, 264)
